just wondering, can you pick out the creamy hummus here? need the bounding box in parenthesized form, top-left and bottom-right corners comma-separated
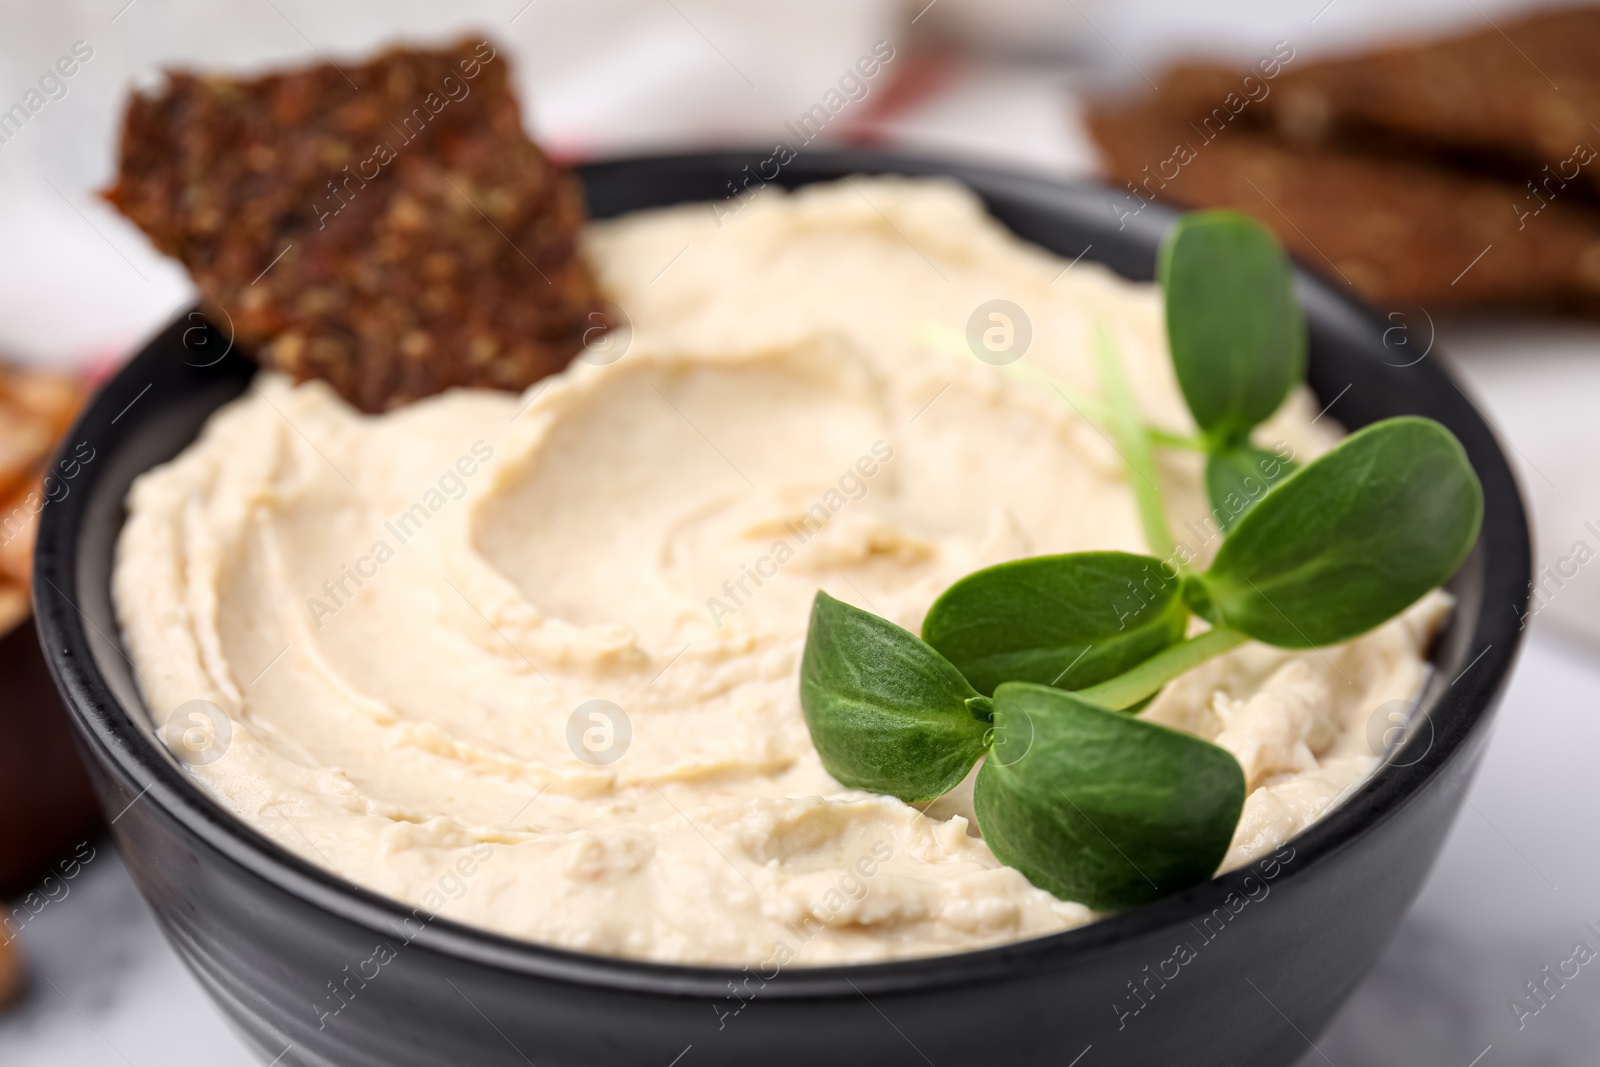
(115, 178, 1447, 965)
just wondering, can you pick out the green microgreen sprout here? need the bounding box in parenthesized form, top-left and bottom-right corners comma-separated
(800, 210, 1484, 911)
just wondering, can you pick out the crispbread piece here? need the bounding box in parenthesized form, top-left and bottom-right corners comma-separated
(1086, 99, 1600, 312)
(1254, 7, 1600, 191)
(0, 365, 76, 505)
(1144, 11, 1600, 194)
(0, 365, 84, 599)
(104, 39, 606, 413)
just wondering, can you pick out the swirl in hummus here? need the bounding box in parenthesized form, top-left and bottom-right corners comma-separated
(115, 178, 1448, 965)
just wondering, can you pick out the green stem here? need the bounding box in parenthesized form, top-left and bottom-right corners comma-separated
(1091, 320, 1178, 563)
(1003, 361, 1202, 454)
(1147, 427, 1208, 452)
(1077, 627, 1248, 710)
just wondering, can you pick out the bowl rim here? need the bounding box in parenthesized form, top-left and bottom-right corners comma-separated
(33, 147, 1532, 1001)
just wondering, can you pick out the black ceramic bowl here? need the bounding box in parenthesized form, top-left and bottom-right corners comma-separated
(35, 151, 1529, 1067)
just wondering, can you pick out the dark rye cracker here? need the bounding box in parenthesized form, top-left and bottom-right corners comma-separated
(1086, 98, 1600, 313)
(1248, 7, 1600, 194)
(104, 39, 606, 412)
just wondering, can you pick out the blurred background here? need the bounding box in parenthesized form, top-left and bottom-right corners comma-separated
(1, 0, 1598, 1063)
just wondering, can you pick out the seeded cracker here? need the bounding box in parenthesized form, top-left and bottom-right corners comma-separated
(0, 364, 83, 634)
(1087, 91, 1600, 314)
(104, 39, 607, 412)
(1245, 7, 1600, 193)
(1084, 12, 1600, 317)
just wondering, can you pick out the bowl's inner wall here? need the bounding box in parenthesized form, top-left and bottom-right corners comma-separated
(66, 151, 1503, 855)
(72, 328, 256, 742)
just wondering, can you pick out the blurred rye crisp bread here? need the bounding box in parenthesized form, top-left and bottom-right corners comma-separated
(1085, 7, 1600, 313)
(104, 39, 607, 413)
(1241, 7, 1600, 192)
(0, 364, 82, 634)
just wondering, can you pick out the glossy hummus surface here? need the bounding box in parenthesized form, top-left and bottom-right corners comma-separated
(114, 178, 1446, 964)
